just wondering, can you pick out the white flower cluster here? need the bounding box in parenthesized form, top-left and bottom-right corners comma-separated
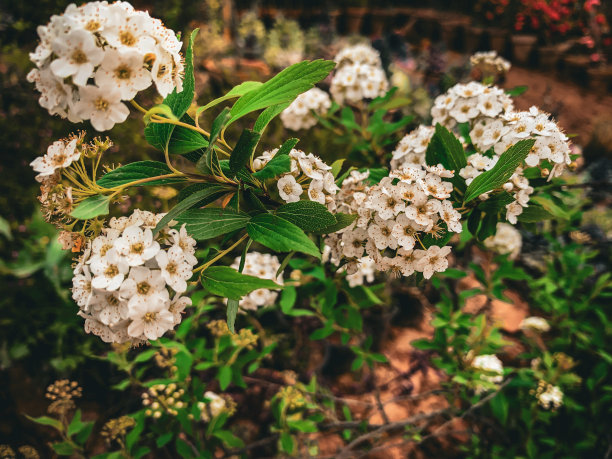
(470, 51, 511, 74)
(484, 222, 522, 259)
(471, 106, 572, 178)
(325, 165, 461, 279)
(330, 44, 388, 105)
(280, 88, 331, 131)
(31, 137, 80, 181)
(471, 354, 504, 393)
(72, 210, 196, 344)
(390, 125, 435, 170)
(28, 1, 184, 131)
(230, 252, 282, 311)
(198, 391, 234, 421)
(253, 148, 338, 208)
(431, 82, 513, 129)
(535, 381, 564, 410)
(520, 316, 551, 333)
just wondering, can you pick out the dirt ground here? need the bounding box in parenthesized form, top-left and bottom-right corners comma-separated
(505, 67, 612, 146)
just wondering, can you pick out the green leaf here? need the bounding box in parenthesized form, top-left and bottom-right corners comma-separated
(228, 60, 335, 126)
(51, 442, 76, 456)
(464, 139, 535, 203)
(156, 432, 174, 448)
(517, 204, 554, 222)
(506, 85, 527, 96)
(275, 138, 300, 156)
(175, 208, 250, 240)
(196, 107, 231, 175)
(529, 196, 570, 220)
(196, 81, 263, 115)
(425, 123, 467, 170)
(144, 29, 197, 152)
(227, 299, 239, 333)
(331, 159, 345, 178)
(97, 161, 186, 188)
(26, 414, 63, 431)
(280, 285, 297, 313)
(280, 432, 296, 454)
(213, 431, 245, 448)
(70, 195, 110, 220)
(229, 129, 262, 174)
(218, 366, 232, 390)
(276, 201, 337, 231)
(166, 126, 209, 155)
(340, 106, 360, 131)
(153, 185, 228, 235)
(178, 183, 227, 205)
(247, 214, 321, 258)
(252, 154, 291, 179)
(143, 103, 177, 125)
(253, 102, 290, 133)
(313, 212, 358, 234)
(201, 266, 281, 300)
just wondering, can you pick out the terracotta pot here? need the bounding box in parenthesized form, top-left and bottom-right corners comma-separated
(588, 65, 612, 94)
(465, 26, 484, 52)
(563, 54, 591, 85)
(346, 7, 368, 35)
(439, 17, 471, 51)
(485, 27, 507, 54)
(370, 8, 393, 37)
(511, 34, 537, 66)
(537, 43, 563, 70)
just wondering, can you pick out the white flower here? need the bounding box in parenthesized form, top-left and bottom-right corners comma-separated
(169, 294, 191, 325)
(169, 224, 197, 266)
(120, 267, 169, 308)
(391, 214, 417, 250)
(74, 85, 130, 131)
(91, 290, 129, 326)
(155, 245, 192, 293)
(30, 138, 79, 178)
(345, 256, 376, 287)
(127, 300, 174, 340)
(114, 225, 160, 266)
(230, 252, 282, 311)
(308, 180, 326, 204)
(438, 201, 462, 233)
(94, 49, 152, 99)
(277, 174, 303, 203)
(90, 248, 129, 291)
(151, 47, 179, 98)
(201, 391, 227, 421)
(484, 223, 522, 258)
(330, 44, 388, 104)
(280, 87, 331, 131)
(341, 229, 368, 258)
(72, 265, 94, 309)
(50, 29, 104, 86)
(471, 354, 504, 393)
(505, 201, 524, 224)
(535, 383, 563, 410)
(520, 316, 550, 333)
(414, 245, 452, 279)
(367, 219, 398, 250)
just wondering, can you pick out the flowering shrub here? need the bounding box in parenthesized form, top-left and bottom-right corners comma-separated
(19, 3, 610, 457)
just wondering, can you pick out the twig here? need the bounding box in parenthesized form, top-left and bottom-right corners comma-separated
(334, 409, 451, 458)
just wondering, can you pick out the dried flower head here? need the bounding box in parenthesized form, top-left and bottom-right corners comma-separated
(101, 416, 136, 443)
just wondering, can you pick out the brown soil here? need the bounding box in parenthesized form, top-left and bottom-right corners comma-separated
(505, 67, 612, 146)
